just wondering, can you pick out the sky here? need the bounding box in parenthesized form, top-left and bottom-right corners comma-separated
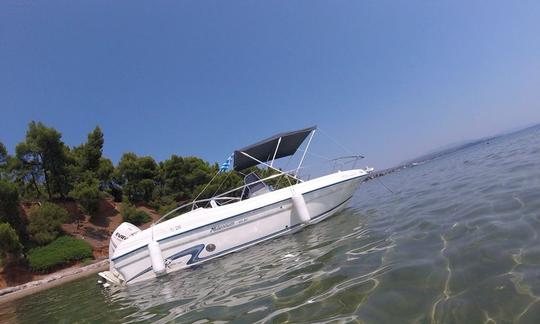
(1, 1, 540, 170)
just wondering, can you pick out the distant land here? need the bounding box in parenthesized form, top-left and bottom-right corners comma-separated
(369, 122, 540, 179)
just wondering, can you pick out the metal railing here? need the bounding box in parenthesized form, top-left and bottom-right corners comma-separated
(153, 156, 365, 226)
(331, 155, 364, 172)
(153, 171, 297, 225)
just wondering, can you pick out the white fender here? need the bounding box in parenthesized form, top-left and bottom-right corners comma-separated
(291, 191, 311, 224)
(148, 240, 166, 276)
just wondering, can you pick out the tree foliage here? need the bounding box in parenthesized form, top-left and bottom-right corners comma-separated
(159, 155, 216, 201)
(15, 121, 72, 199)
(69, 175, 102, 216)
(27, 202, 69, 245)
(0, 180, 26, 238)
(0, 142, 17, 181)
(120, 203, 151, 225)
(5, 121, 266, 212)
(96, 157, 114, 190)
(77, 126, 104, 172)
(0, 223, 22, 261)
(117, 153, 158, 203)
(0, 142, 7, 172)
(71, 127, 115, 198)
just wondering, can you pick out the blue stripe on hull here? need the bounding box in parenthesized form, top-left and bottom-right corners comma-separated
(125, 195, 353, 283)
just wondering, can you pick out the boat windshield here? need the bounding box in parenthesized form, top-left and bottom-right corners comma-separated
(241, 172, 270, 199)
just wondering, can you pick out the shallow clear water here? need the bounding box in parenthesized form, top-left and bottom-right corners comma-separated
(2, 126, 540, 323)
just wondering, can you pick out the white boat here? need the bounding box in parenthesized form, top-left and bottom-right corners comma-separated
(99, 126, 371, 285)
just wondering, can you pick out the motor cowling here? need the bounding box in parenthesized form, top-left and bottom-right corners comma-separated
(109, 222, 141, 257)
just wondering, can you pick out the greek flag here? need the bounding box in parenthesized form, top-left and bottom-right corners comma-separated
(219, 154, 233, 173)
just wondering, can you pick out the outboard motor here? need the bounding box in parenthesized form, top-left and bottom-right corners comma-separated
(98, 223, 141, 286)
(109, 222, 141, 257)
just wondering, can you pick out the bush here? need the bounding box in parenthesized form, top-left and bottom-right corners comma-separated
(27, 236, 93, 272)
(120, 204, 151, 225)
(69, 179, 102, 215)
(28, 202, 69, 245)
(0, 223, 22, 261)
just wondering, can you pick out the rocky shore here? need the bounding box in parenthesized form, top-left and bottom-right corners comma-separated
(0, 260, 108, 304)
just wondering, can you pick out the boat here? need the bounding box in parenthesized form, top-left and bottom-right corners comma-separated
(98, 126, 371, 285)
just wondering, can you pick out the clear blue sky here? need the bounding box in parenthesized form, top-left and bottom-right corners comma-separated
(1, 1, 539, 169)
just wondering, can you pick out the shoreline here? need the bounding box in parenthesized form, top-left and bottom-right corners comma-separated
(0, 260, 108, 305)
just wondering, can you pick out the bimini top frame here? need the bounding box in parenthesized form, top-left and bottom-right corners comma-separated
(233, 126, 317, 172)
(153, 127, 317, 225)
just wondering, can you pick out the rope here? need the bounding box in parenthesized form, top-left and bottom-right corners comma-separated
(375, 177, 395, 194)
(296, 148, 333, 161)
(192, 171, 221, 202)
(211, 171, 232, 198)
(318, 128, 354, 155)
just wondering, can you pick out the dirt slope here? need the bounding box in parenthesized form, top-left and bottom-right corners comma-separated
(0, 198, 161, 289)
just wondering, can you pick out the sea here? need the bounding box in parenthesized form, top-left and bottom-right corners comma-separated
(1, 125, 539, 323)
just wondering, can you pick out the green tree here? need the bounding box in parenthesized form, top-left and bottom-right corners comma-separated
(0, 142, 7, 180)
(117, 153, 158, 203)
(15, 121, 72, 199)
(120, 203, 151, 225)
(0, 142, 17, 181)
(73, 126, 104, 172)
(159, 155, 186, 198)
(96, 157, 114, 190)
(0, 223, 22, 262)
(159, 155, 214, 201)
(27, 202, 69, 245)
(70, 127, 114, 203)
(69, 175, 102, 216)
(0, 142, 7, 169)
(12, 144, 42, 198)
(183, 157, 213, 191)
(0, 180, 26, 238)
(83, 126, 104, 171)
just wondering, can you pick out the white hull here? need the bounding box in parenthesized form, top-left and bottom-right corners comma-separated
(101, 169, 366, 285)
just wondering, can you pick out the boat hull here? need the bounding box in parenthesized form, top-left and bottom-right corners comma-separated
(101, 169, 365, 285)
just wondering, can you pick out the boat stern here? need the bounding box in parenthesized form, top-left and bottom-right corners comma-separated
(100, 222, 142, 286)
(98, 270, 123, 286)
